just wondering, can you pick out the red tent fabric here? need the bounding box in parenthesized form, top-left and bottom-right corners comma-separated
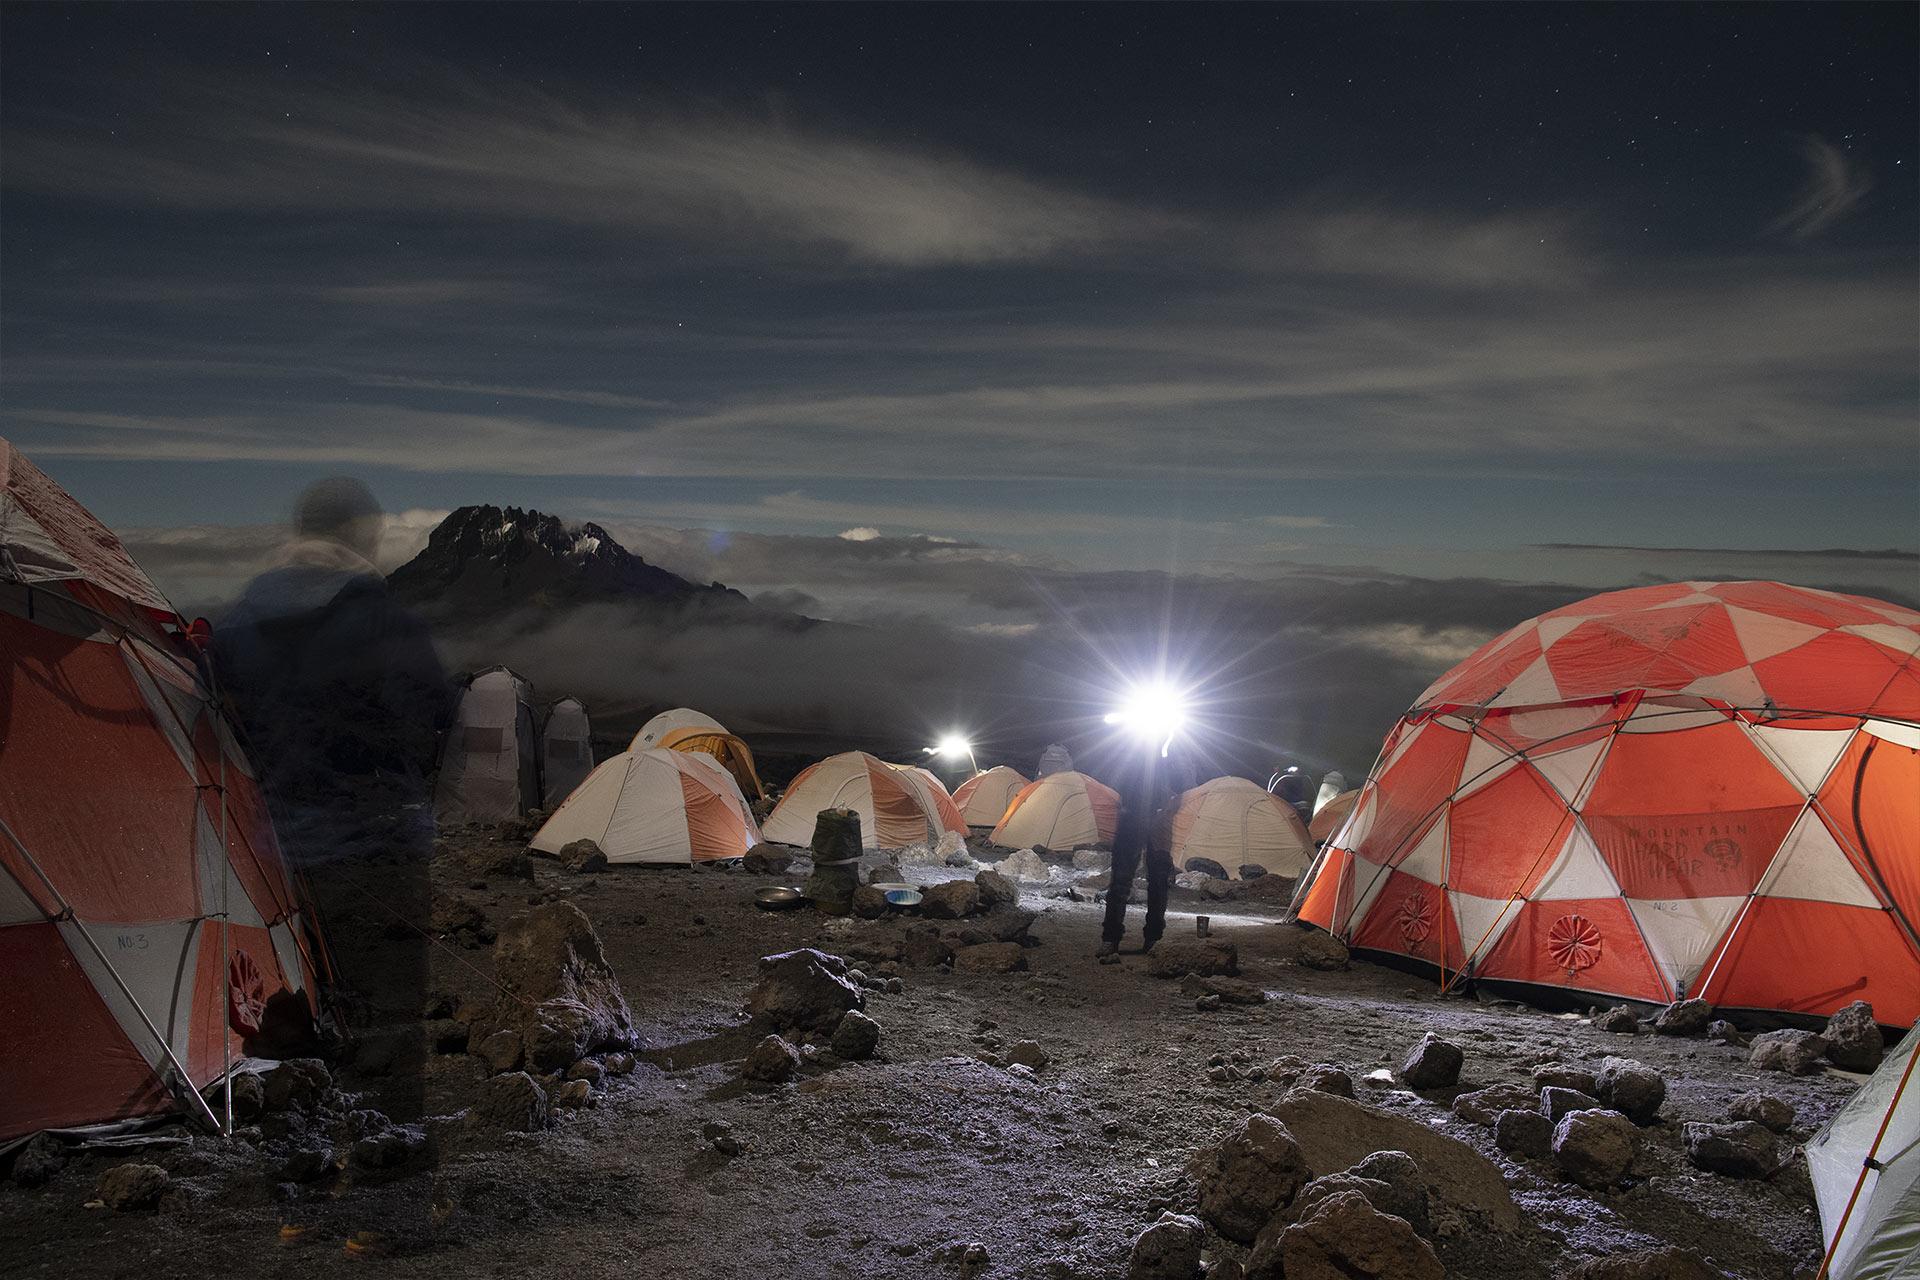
(0, 439, 321, 1139)
(1298, 581, 1920, 1025)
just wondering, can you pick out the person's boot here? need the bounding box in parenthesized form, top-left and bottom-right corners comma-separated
(1139, 933, 1161, 955)
(1095, 939, 1121, 963)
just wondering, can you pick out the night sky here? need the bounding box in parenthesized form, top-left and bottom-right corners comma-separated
(2, 4, 1916, 768)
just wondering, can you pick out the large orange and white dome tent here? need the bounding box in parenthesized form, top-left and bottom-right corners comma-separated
(991, 771, 1121, 852)
(1296, 580, 1920, 1025)
(629, 707, 763, 800)
(762, 752, 967, 850)
(0, 440, 323, 1139)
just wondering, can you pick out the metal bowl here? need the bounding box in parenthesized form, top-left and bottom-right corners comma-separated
(868, 881, 915, 894)
(753, 886, 809, 912)
(883, 888, 923, 908)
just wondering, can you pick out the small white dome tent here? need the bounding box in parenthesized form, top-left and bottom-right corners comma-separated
(530, 748, 761, 865)
(540, 697, 594, 809)
(991, 771, 1120, 852)
(1170, 776, 1314, 881)
(1806, 1023, 1920, 1280)
(952, 765, 1030, 827)
(762, 752, 967, 850)
(435, 667, 539, 824)
(631, 707, 728, 749)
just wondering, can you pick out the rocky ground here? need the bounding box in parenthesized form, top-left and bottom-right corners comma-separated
(0, 823, 1880, 1280)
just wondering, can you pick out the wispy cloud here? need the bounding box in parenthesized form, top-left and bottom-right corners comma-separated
(1767, 134, 1873, 239)
(3, 80, 1160, 267)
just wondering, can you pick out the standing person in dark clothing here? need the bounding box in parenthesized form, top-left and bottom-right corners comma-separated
(213, 478, 449, 1143)
(1098, 734, 1196, 958)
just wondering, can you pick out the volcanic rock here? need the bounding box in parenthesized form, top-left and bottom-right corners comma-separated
(1653, 998, 1714, 1036)
(475, 1029, 524, 1073)
(1453, 1083, 1539, 1126)
(559, 838, 608, 873)
(746, 948, 864, 1032)
(1728, 1092, 1795, 1133)
(742, 844, 795, 874)
(263, 1058, 332, 1112)
(1750, 1028, 1829, 1076)
(1146, 938, 1239, 979)
(920, 879, 981, 919)
(1494, 1108, 1555, 1160)
(1348, 1150, 1431, 1235)
(1006, 1040, 1050, 1071)
(1683, 1120, 1778, 1178)
(1706, 1019, 1744, 1045)
(469, 1072, 551, 1131)
(851, 885, 890, 919)
(1541, 1086, 1603, 1122)
(1195, 1112, 1312, 1243)
(1823, 1000, 1885, 1071)
(900, 925, 955, 969)
(1399, 1033, 1463, 1089)
(1268, 1189, 1444, 1280)
(1266, 1089, 1520, 1231)
(474, 901, 637, 1068)
(8, 1134, 65, 1187)
(1127, 1210, 1206, 1280)
(741, 1034, 801, 1084)
(830, 1010, 881, 1061)
(1552, 1109, 1637, 1190)
(552, 1079, 592, 1108)
(281, 1147, 334, 1183)
(975, 869, 1020, 907)
(1295, 1065, 1355, 1098)
(95, 1163, 170, 1211)
(1532, 1065, 1598, 1095)
(982, 905, 1038, 944)
(1595, 1056, 1667, 1125)
(1592, 1005, 1641, 1034)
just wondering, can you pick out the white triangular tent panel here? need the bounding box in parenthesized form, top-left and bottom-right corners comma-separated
(1755, 811, 1883, 909)
(1346, 858, 1396, 935)
(1864, 719, 1920, 749)
(1841, 623, 1920, 659)
(1529, 736, 1611, 807)
(1724, 605, 1829, 664)
(1682, 665, 1769, 709)
(1750, 724, 1855, 795)
(1490, 654, 1562, 708)
(1626, 894, 1744, 997)
(1394, 817, 1449, 883)
(67, 917, 203, 1070)
(1806, 1025, 1920, 1280)
(1536, 615, 1586, 648)
(1454, 735, 1520, 800)
(1335, 787, 1378, 852)
(1531, 825, 1621, 901)
(1451, 889, 1522, 968)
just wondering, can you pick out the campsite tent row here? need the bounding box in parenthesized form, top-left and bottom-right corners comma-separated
(0, 440, 323, 1141)
(435, 693, 767, 828)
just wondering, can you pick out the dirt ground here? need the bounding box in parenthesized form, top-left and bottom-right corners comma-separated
(0, 828, 1864, 1280)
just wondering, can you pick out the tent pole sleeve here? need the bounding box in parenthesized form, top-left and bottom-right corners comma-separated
(0, 815, 224, 1135)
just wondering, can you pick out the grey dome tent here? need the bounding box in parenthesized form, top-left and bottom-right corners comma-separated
(434, 666, 539, 824)
(1807, 1023, 1920, 1280)
(540, 696, 594, 809)
(1036, 743, 1074, 777)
